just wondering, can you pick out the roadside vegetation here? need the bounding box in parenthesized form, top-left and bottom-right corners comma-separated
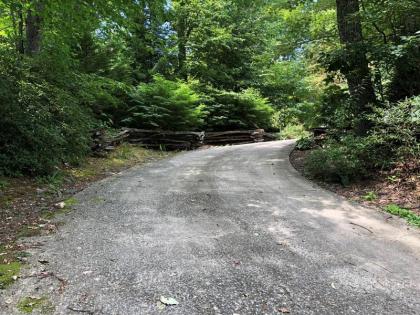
(279, 1, 419, 224)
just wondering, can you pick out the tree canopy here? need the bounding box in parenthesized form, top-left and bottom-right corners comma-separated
(0, 0, 418, 175)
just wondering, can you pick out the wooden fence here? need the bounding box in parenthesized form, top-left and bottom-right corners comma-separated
(92, 128, 277, 153)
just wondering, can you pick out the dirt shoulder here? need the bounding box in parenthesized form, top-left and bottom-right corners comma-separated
(290, 148, 420, 217)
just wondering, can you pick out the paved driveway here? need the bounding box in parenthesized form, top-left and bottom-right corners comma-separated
(2, 141, 420, 314)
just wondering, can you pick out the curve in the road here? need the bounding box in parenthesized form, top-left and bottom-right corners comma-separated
(2, 141, 420, 315)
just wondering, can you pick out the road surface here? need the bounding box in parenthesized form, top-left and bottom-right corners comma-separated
(2, 141, 420, 314)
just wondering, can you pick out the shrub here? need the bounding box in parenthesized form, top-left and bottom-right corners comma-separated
(369, 96, 420, 161)
(125, 75, 205, 131)
(304, 143, 364, 185)
(279, 125, 310, 140)
(304, 97, 419, 185)
(0, 54, 93, 176)
(303, 135, 383, 185)
(76, 74, 132, 126)
(201, 87, 276, 131)
(295, 136, 315, 150)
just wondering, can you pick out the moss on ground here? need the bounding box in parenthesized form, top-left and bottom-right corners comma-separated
(64, 197, 78, 207)
(0, 261, 21, 289)
(17, 226, 41, 238)
(41, 197, 78, 220)
(17, 296, 54, 314)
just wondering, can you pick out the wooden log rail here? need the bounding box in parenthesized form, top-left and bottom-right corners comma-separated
(92, 128, 277, 153)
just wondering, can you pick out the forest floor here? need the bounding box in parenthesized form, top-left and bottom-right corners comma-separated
(290, 149, 420, 217)
(0, 145, 171, 267)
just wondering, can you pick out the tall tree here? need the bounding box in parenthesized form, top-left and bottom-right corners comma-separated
(25, 0, 43, 55)
(335, 0, 376, 134)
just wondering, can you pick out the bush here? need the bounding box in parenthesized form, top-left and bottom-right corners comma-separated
(304, 97, 419, 185)
(0, 55, 93, 176)
(125, 75, 205, 131)
(317, 84, 352, 130)
(295, 136, 315, 150)
(201, 87, 276, 131)
(303, 135, 383, 185)
(279, 124, 310, 140)
(76, 74, 132, 126)
(304, 144, 363, 185)
(370, 96, 420, 161)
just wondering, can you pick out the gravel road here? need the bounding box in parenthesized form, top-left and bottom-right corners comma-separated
(2, 141, 420, 315)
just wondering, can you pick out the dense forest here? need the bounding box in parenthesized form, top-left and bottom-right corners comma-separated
(0, 0, 419, 183)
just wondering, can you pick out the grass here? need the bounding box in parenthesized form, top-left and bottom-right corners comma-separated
(362, 191, 378, 202)
(0, 261, 21, 289)
(17, 296, 54, 314)
(385, 204, 420, 227)
(68, 144, 165, 181)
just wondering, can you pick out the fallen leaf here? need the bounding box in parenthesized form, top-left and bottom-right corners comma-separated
(55, 202, 65, 209)
(156, 301, 166, 310)
(160, 296, 179, 306)
(278, 307, 290, 313)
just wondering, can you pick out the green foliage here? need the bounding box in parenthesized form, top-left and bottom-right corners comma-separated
(185, 0, 269, 91)
(0, 0, 418, 178)
(304, 96, 419, 185)
(369, 96, 420, 161)
(385, 204, 420, 228)
(76, 74, 131, 126)
(317, 84, 352, 130)
(304, 135, 384, 185)
(0, 57, 93, 176)
(126, 76, 205, 131)
(36, 170, 66, 195)
(304, 144, 362, 186)
(295, 136, 315, 151)
(279, 125, 310, 140)
(201, 87, 276, 131)
(258, 61, 322, 129)
(362, 191, 378, 202)
(0, 178, 9, 190)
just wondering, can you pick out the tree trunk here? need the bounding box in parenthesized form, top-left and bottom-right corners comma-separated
(336, 0, 376, 135)
(176, 0, 188, 80)
(178, 35, 187, 80)
(17, 6, 25, 54)
(25, 1, 43, 55)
